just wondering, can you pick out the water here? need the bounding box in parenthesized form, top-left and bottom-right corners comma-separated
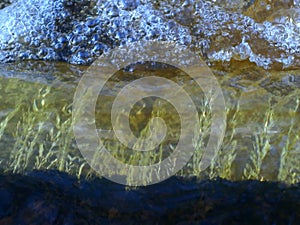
(0, 0, 299, 185)
(0, 59, 298, 184)
(1, 2, 300, 224)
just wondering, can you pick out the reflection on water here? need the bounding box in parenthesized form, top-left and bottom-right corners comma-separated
(0, 60, 299, 184)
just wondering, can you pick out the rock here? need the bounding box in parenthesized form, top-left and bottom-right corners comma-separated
(0, 0, 15, 9)
(0, 0, 300, 69)
(0, 170, 300, 224)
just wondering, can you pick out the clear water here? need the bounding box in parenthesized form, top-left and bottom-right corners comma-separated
(0, 0, 299, 184)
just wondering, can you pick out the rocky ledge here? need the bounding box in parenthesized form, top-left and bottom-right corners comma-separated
(0, 170, 299, 225)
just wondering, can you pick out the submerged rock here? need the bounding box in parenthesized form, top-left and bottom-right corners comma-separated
(0, 170, 300, 224)
(0, 0, 300, 69)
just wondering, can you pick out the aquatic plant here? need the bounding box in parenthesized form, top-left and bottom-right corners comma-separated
(243, 104, 274, 181)
(0, 86, 87, 179)
(277, 98, 300, 183)
(207, 102, 239, 180)
(1, 78, 300, 185)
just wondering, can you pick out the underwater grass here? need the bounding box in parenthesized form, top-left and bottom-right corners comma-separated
(0, 86, 88, 179)
(277, 99, 300, 183)
(243, 102, 274, 181)
(0, 84, 300, 185)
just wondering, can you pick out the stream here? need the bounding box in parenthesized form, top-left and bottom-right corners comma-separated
(0, 0, 300, 224)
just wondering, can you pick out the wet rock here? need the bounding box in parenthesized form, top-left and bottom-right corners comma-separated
(1, 0, 300, 69)
(0, 170, 300, 224)
(244, 0, 294, 22)
(0, 0, 15, 9)
(0, 189, 12, 218)
(260, 72, 300, 96)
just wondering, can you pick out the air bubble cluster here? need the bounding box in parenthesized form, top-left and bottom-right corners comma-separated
(0, 0, 299, 69)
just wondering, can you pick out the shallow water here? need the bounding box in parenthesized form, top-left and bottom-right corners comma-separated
(0, 59, 299, 184)
(0, 0, 300, 185)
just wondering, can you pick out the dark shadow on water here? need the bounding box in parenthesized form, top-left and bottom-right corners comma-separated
(0, 170, 299, 225)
